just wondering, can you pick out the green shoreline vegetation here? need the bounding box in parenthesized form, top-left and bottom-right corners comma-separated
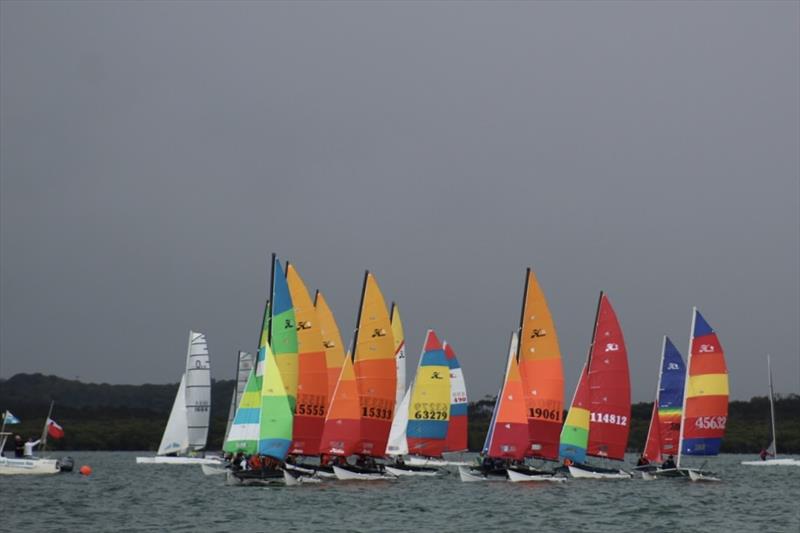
(1, 373, 797, 454)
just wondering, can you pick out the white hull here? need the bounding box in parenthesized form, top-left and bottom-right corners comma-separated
(283, 469, 322, 486)
(458, 465, 507, 482)
(568, 465, 631, 479)
(136, 456, 223, 465)
(332, 465, 396, 481)
(741, 458, 800, 466)
(406, 456, 470, 467)
(384, 465, 439, 477)
(688, 468, 721, 482)
(506, 468, 566, 483)
(0, 457, 60, 475)
(201, 463, 228, 475)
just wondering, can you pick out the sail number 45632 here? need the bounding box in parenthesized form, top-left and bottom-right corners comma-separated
(694, 416, 726, 430)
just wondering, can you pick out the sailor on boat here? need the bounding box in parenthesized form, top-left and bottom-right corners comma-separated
(636, 454, 650, 467)
(759, 448, 774, 461)
(661, 455, 676, 469)
(24, 437, 41, 458)
(13, 435, 24, 457)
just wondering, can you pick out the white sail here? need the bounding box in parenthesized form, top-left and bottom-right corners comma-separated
(185, 330, 211, 451)
(224, 351, 254, 443)
(386, 384, 412, 456)
(395, 341, 406, 410)
(766, 354, 777, 457)
(157, 374, 190, 455)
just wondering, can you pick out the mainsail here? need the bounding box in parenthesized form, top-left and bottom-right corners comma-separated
(390, 303, 407, 411)
(643, 337, 685, 463)
(286, 263, 328, 456)
(258, 342, 293, 460)
(352, 272, 397, 457)
(185, 331, 211, 451)
(406, 330, 451, 458)
(444, 341, 468, 453)
(560, 293, 631, 463)
(270, 257, 298, 409)
(486, 332, 528, 460)
(319, 353, 360, 456)
(224, 351, 254, 444)
(315, 290, 346, 404)
(385, 384, 411, 456)
(678, 308, 728, 465)
(516, 269, 564, 461)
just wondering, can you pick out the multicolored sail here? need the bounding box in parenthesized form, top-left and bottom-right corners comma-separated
(270, 257, 298, 409)
(258, 342, 293, 460)
(390, 303, 407, 410)
(407, 330, 451, 458)
(560, 293, 631, 463)
(643, 337, 685, 463)
(286, 264, 328, 456)
(224, 351, 255, 444)
(486, 332, 528, 460)
(352, 272, 397, 457)
(315, 290, 346, 404)
(516, 269, 564, 461)
(678, 309, 728, 463)
(444, 341, 468, 453)
(319, 353, 360, 456)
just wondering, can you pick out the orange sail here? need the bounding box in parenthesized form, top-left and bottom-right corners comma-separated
(487, 331, 529, 460)
(352, 272, 397, 457)
(285, 264, 328, 456)
(318, 352, 360, 456)
(314, 290, 346, 405)
(516, 269, 565, 461)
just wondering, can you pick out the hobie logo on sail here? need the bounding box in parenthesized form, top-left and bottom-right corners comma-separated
(531, 328, 547, 338)
(604, 343, 619, 352)
(371, 328, 387, 338)
(667, 362, 680, 370)
(698, 344, 715, 353)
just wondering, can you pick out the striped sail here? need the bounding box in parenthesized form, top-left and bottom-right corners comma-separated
(517, 269, 564, 461)
(319, 353, 360, 456)
(407, 330, 451, 458)
(185, 330, 211, 451)
(224, 299, 269, 454)
(487, 332, 528, 460)
(258, 342, 293, 460)
(390, 303, 407, 410)
(559, 363, 590, 464)
(224, 351, 254, 443)
(286, 264, 328, 456)
(315, 290, 346, 404)
(353, 272, 397, 457)
(270, 258, 298, 409)
(444, 341, 468, 453)
(643, 337, 685, 463)
(678, 309, 728, 462)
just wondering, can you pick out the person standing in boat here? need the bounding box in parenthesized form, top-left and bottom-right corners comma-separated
(14, 435, 24, 457)
(23, 436, 41, 458)
(661, 455, 676, 469)
(636, 454, 650, 467)
(759, 448, 774, 461)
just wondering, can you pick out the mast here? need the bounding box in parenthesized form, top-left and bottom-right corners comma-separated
(643, 336, 667, 461)
(267, 252, 277, 345)
(767, 354, 777, 457)
(677, 307, 697, 468)
(516, 268, 531, 361)
(351, 271, 370, 363)
(39, 400, 55, 454)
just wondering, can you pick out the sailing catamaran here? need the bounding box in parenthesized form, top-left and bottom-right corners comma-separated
(331, 271, 398, 481)
(741, 355, 799, 466)
(638, 337, 685, 476)
(137, 330, 216, 465)
(559, 293, 632, 479)
(385, 329, 451, 476)
(507, 269, 566, 482)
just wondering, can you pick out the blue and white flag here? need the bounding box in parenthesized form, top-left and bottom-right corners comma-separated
(3, 411, 21, 424)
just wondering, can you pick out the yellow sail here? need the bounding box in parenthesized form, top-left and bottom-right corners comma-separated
(315, 290, 346, 404)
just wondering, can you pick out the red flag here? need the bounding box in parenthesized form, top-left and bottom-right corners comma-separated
(46, 418, 64, 439)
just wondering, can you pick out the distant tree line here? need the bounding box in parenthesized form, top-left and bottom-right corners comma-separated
(2, 373, 798, 453)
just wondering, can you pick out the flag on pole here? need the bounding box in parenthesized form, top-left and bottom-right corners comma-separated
(46, 418, 65, 439)
(3, 411, 21, 424)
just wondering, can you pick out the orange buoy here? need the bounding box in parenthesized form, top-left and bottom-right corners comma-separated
(79, 465, 92, 476)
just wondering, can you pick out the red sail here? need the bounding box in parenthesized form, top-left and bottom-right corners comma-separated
(643, 401, 662, 463)
(586, 294, 631, 461)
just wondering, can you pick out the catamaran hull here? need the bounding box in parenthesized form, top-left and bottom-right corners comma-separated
(284, 463, 337, 479)
(384, 465, 440, 477)
(225, 469, 286, 486)
(506, 468, 566, 483)
(136, 456, 223, 465)
(741, 458, 800, 466)
(458, 465, 507, 482)
(0, 457, 60, 475)
(406, 456, 469, 467)
(568, 464, 631, 479)
(688, 469, 721, 482)
(201, 463, 229, 475)
(332, 465, 396, 481)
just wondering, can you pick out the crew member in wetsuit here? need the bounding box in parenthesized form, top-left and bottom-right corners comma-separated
(14, 435, 24, 458)
(636, 454, 650, 467)
(661, 455, 676, 469)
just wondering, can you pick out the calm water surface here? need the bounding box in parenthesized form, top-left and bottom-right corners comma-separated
(3, 452, 799, 532)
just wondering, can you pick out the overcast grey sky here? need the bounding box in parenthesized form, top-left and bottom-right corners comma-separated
(1, 1, 798, 401)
